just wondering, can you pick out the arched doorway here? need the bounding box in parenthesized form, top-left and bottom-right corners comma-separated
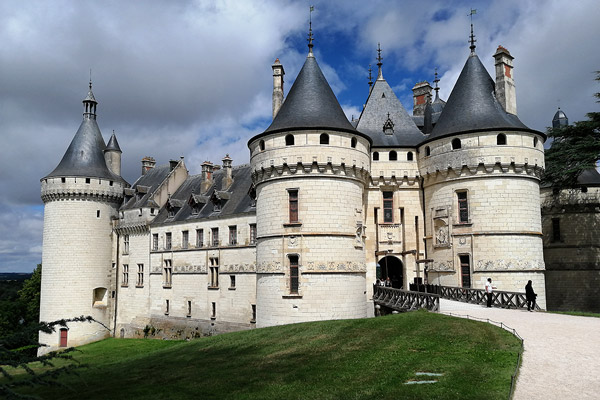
(377, 256, 404, 289)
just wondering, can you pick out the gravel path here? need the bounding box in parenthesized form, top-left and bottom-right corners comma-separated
(439, 299, 600, 400)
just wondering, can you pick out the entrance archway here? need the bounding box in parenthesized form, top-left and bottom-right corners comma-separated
(377, 256, 404, 289)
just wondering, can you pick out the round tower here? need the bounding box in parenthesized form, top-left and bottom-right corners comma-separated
(249, 32, 372, 327)
(418, 37, 547, 307)
(39, 82, 126, 354)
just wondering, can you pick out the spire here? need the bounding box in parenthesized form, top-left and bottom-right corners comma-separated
(376, 43, 383, 80)
(434, 68, 440, 101)
(307, 6, 314, 57)
(105, 130, 122, 153)
(469, 9, 477, 54)
(83, 79, 98, 120)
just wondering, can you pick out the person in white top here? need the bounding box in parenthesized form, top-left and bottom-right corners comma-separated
(485, 278, 496, 308)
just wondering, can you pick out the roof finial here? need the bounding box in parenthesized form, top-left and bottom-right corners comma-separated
(469, 9, 477, 54)
(368, 64, 373, 88)
(307, 5, 314, 57)
(83, 73, 98, 119)
(434, 68, 440, 100)
(376, 43, 383, 80)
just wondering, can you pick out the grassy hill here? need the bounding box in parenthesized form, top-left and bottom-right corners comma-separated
(11, 311, 520, 400)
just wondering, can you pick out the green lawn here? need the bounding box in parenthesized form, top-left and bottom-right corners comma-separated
(549, 310, 600, 318)
(8, 311, 521, 400)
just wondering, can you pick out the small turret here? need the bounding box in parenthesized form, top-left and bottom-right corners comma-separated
(552, 107, 569, 128)
(104, 131, 122, 176)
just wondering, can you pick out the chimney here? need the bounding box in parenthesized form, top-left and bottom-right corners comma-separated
(141, 156, 156, 175)
(494, 45, 517, 115)
(222, 154, 233, 189)
(272, 58, 285, 119)
(201, 161, 214, 193)
(412, 81, 432, 116)
(169, 159, 179, 171)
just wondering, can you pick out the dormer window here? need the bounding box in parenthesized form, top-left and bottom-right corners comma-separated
(383, 113, 394, 134)
(166, 199, 184, 219)
(211, 191, 231, 213)
(189, 194, 208, 215)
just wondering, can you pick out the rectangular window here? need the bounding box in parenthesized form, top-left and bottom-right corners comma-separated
(123, 235, 130, 254)
(187, 300, 192, 317)
(182, 230, 189, 249)
(137, 264, 144, 287)
(288, 189, 298, 223)
(165, 299, 170, 315)
(122, 264, 129, 286)
(152, 233, 158, 251)
(249, 224, 257, 245)
(459, 255, 471, 288)
(457, 191, 469, 223)
(165, 232, 172, 250)
(211, 228, 219, 247)
(552, 218, 561, 242)
(289, 255, 299, 294)
(251, 304, 256, 322)
(211, 302, 216, 319)
(209, 257, 219, 288)
(229, 225, 237, 245)
(230, 275, 236, 288)
(163, 259, 172, 288)
(383, 191, 393, 223)
(196, 229, 203, 248)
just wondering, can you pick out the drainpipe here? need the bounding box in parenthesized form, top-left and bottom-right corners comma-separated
(113, 228, 120, 337)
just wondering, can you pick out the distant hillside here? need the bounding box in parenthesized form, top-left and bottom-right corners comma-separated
(0, 272, 32, 282)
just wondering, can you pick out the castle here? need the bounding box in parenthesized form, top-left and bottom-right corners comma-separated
(39, 29, 548, 354)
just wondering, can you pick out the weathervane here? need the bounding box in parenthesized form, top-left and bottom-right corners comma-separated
(308, 5, 315, 55)
(469, 9, 477, 54)
(368, 64, 373, 88)
(434, 67, 440, 99)
(376, 43, 383, 79)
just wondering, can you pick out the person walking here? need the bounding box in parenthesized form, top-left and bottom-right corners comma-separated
(525, 280, 537, 311)
(485, 278, 496, 308)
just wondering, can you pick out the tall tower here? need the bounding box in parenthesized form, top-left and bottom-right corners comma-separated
(248, 29, 372, 327)
(418, 31, 547, 307)
(39, 82, 126, 354)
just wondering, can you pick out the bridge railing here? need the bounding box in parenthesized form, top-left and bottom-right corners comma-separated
(373, 286, 440, 312)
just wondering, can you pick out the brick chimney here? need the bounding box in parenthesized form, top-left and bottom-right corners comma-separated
(272, 58, 285, 119)
(141, 156, 156, 175)
(494, 45, 516, 115)
(412, 81, 432, 116)
(222, 154, 233, 189)
(201, 161, 214, 193)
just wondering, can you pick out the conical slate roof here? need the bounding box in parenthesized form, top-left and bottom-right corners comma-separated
(105, 132, 122, 152)
(425, 54, 537, 143)
(356, 77, 425, 147)
(552, 108, 568, 128)
(262, 55, 358, 135)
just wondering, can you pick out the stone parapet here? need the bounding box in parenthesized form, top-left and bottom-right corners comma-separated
(41, 176, 124, 203)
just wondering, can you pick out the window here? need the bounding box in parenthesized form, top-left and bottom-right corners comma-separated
(389, 151, 397, 161)
(163, 259, 172, 288)
(552, 218, 561, 242)
(383, 191, 393, 223)
(320, 133, 329, 144)
(209, 257, 219, 287)
(196, 229, 203, 248)
(373, 152, 379, 161)
(251, 304, 256, 322)
(230, 275, 236, 288)
(211, 302, 217, 319)
(459, 255, 471, 288)
(123, 235, 129, 254)
(289, 255, 299, 294)
(182, 230, 189, 249)
(425, 146, 431, 156)
(457, 191, 469, 223)
(407, 151, 413, 161)
(165, 299, 170, 315)
(137, 264, 144, 287)
(285, 134, 294, 146)
(249, 224, 257, 245)
(165, 233, 172, 250)
(288, 190, 298, 223)
(497, 133, 507, 145)
(351, 137, 357, 148)
(93, 287, 107, 307)
(211, 228, 219, 247)
(259, 140, 265, 151)
(122, 264, 129, 286)
(452, 138, 462, 150)
(85, 178, 90, 184)
(61, 177, 66, 183)
(96, 210, 100, 218)
(229, 225, 237, 245)
(152, 233, 158, 251)
(187, 300, 192, 317)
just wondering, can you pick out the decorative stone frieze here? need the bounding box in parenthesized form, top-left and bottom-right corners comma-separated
(476, 259, 545, 271)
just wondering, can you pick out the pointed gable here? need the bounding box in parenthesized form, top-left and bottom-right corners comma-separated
(356, 78, 424, 147)
(426, 54, 535, 142)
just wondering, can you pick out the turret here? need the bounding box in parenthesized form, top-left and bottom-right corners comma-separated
(552, 107, 569, 128)
(104, 131, 122, 176)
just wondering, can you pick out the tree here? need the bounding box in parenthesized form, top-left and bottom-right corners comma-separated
(543, 72, 600, 188)
(17, 264, 41, 327)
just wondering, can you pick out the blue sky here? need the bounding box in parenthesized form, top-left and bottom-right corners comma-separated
(1, 0, 599, 272)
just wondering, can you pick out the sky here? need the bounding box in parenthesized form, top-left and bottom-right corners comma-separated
(1, 0, 599, 273)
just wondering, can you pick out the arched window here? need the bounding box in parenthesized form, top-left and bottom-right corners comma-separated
(259, 140, 265, 151)
(373, 152, 379, 161)
(351, 137, 357, 148)
(497, 133, 507, 145)
(407, 151, 413, 161)
(452, 138, 461, 150)
(425, 146, 431, 156)
(534, 137, 538, 147)
(320, 133, 329, 144)
(389, 151, 397, 161)
(285, 134, 294, 146)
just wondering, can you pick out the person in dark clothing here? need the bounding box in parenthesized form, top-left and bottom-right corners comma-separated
(525, 280, 537, 312)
